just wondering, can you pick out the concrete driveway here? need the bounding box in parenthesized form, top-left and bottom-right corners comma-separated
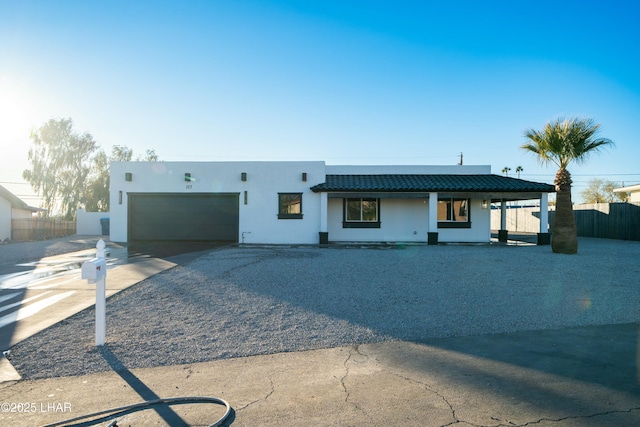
(0, 240, 176, 384)
(0, 237, 639, 426)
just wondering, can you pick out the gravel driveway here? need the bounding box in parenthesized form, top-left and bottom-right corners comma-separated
(7, 238, 640, 379)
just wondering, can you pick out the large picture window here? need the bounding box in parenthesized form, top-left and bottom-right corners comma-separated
(343, 198, 380, 228)
(437, 198, 471, 228)
(278, 193, 303, 219)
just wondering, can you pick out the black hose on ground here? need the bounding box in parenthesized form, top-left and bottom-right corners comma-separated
(39, 396, 232, 427)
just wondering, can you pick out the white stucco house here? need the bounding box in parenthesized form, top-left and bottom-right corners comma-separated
(613, 183, 640, 203)
(0, 185, 40, 241)
(109, 161, 555, 245)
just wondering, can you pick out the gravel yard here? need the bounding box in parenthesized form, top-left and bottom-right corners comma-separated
(7, 237, 640, 380)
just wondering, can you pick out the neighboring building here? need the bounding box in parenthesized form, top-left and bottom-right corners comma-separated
(109, 161, 555, 245)
(613, 183, 640, 203)
(0, 185, 40, 241)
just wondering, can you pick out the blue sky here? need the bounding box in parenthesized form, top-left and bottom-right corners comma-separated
(1, 0, 639, 205)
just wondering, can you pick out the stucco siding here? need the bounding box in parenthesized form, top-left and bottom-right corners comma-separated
(437, 199, 491, 242)
(110, 161, 325, 244)
(328, 198, 429, 242)
(327, 197, 490, 243)
(77, 210, 109, 235)
(109, 161, 530, 245)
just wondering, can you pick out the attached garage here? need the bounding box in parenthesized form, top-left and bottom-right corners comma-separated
(128, 193, 239, 242)
(109, 161, 554, 245)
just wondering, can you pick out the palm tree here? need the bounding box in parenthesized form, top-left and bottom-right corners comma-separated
(521, 117, 614, 254)
(515, 165, 523, 178)
(502, 166, 511, 176)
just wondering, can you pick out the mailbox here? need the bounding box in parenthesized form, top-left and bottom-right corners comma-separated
(81, 257, 107, 283)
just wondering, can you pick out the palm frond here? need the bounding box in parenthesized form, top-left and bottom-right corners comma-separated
(521, 116, 614, 169)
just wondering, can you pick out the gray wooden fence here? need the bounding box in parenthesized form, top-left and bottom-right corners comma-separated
(573, 203, 640, 241)
(491, 202, 640, 241)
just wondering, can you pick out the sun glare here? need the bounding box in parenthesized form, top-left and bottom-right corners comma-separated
(0, 79, 33, 172)
(0, 83, 30, 136)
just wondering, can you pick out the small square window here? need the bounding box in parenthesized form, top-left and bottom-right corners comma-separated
(278, 193, 303, 219)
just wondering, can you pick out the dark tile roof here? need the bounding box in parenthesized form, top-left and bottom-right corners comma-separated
(311, 174, 555, 193)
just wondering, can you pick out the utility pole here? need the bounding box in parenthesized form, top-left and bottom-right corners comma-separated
(458, 152, 463, 165)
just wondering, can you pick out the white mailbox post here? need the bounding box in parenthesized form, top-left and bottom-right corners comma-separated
(81, 240, 107, 346)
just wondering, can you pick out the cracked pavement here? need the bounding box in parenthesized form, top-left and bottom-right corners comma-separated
(1, 239, 639, 426)
(2, 327, 639, 426)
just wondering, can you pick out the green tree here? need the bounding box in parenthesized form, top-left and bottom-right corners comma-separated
(137, 149, 158, 161)
(112, 145, 133, 162)
(83, 149, 110, 212)
(501, 166, 511, 176)
(24, 118, 159, 215)
(581, 178, 627, 203)
(23, 118, 98, 220)
(84, 145, 157, 211)
(521, 117, 614, 254)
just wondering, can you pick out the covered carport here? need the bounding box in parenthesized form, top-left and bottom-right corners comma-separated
(311, 174, 555, 245)
(484, 191, 553, 245)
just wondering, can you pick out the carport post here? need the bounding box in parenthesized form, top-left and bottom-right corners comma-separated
(428, 192, 438, 245)
(499, 199, 508, 242)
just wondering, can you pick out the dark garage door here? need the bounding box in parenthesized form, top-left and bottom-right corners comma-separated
(128, 193, 239, 242)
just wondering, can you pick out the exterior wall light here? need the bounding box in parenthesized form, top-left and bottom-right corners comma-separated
(125, 173, 132, 182)
(241, 172, 247, 181)
(482, 200, 490, 209)
(302, 172, 307, 182)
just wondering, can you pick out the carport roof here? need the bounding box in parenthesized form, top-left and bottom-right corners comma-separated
(310, 174, 555, 193)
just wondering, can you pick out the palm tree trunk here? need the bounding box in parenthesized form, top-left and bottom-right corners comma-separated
(552, 168, 578, 254)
